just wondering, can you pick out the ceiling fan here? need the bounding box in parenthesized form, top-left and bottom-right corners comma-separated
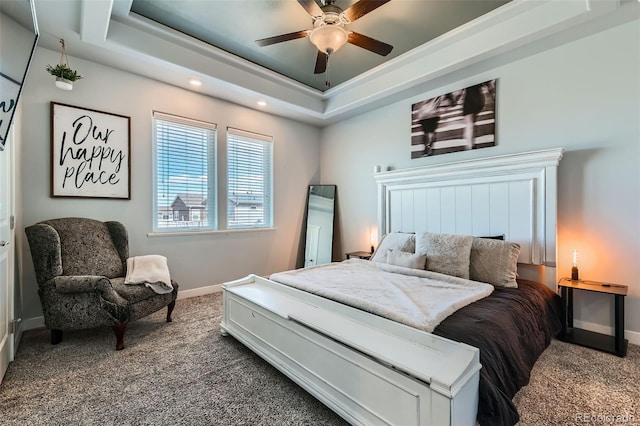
(256, 0, 393, 86)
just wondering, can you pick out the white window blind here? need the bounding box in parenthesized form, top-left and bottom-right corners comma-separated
(153, 112, 217, 232)
(227, 128, 273, 229)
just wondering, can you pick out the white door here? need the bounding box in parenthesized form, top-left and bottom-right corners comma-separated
(304, 225, 321, 267)
(0, 129, 15, 384)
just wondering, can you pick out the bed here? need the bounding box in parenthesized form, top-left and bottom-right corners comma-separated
(221, 148, 564, 426)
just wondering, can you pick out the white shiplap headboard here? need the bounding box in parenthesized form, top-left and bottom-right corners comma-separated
(374, 148, 564, 287)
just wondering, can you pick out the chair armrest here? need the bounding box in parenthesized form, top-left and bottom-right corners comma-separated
(53, 276, 127, 305)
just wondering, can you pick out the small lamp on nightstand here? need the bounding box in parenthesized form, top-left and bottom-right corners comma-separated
(571, 249, 579, 280)
(370, 226, 378, 254)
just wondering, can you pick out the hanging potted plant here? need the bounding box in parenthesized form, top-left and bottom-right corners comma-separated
(46, 39, 82, 90)
(46, 63, 82, 90)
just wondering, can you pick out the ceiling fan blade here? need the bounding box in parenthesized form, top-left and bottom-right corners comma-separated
(343, 0, 390, 22)
(256, 30, 309, 47)
(314, 50, 328, 74)
(348, 32, 393, 56)
(297, 0, 323, 17)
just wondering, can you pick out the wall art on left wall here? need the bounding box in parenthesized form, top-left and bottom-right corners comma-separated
(50, 102, 131, 199)
(410, 79, 497, 158)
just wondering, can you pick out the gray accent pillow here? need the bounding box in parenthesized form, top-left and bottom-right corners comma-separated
(415, 232, 473, 279)
(470, 237, 520, 287)
(371, 232, 415, 263)
(386, 249, 427, 270)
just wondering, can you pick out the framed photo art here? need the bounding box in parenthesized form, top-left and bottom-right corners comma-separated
(410, 79, 496, 158)
(50, 102, 131, 199)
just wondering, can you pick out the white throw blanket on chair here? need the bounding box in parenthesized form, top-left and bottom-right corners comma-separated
(125, 255, 173, 294)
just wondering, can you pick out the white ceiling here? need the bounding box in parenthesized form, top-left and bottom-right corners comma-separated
(14, 0, 637, 126)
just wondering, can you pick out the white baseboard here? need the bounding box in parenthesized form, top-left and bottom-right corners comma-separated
(21, 316, 44, 332)
(573, 319, 640, 346)
(176, 283, 222, 299)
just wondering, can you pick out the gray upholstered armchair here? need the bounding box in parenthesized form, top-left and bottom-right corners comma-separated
(25, 217, 178, 350)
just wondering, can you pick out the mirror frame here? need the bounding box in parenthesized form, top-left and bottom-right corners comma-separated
(303, 185, 337, 267)
(0, 0, 39, 150)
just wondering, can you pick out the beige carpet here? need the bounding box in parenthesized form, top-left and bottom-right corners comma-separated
(513, 338, 639, 425)
(0, 292, 637, 425)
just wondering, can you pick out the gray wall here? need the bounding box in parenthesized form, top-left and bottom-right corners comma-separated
(19, 47, 321, 321)
(320, 20, 640, 337)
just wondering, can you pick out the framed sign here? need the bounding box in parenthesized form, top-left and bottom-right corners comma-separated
(51, 102, 131, 199)
(0, 0, 39, 151)
(0, 74, 20, 149)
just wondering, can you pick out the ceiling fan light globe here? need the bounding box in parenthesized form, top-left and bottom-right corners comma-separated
(309, 25, 348, 54)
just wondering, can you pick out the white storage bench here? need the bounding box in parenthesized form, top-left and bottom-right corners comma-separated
(221, 274, 481, 426)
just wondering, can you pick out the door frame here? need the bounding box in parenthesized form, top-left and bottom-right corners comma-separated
(0, 124, 16, 384)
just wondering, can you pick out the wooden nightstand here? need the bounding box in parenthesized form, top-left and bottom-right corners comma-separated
(345, 251, 372, 260)
(557, 277, 628, 357)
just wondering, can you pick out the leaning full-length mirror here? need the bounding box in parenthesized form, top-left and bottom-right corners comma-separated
(304, 185, 336, 267)
(0, 0, 39, 149)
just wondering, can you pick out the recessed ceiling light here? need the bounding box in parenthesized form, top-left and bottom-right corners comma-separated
(189, 78, 202, 86)
(257, 100, 267, 107)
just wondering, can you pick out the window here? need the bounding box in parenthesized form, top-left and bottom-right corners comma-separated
(153, 112, 217, 232)
(227, 128, 273, 229)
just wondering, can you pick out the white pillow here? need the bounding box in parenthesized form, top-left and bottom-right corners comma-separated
(371, 232, 415, 263)
(386, 249, 427, 270)
(469, 237, 520, 287)
(415, 232, 473, 279)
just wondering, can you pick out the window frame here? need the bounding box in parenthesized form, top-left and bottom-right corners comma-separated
(226, 127, 274, 230)
(152, 111, 217, 233)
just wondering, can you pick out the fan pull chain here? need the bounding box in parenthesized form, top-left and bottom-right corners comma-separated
(325, 53, 331, 88)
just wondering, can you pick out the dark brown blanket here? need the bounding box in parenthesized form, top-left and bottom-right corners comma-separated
(434, 279, 562, 426)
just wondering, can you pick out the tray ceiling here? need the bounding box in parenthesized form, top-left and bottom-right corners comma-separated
(129, 0, 510, 91)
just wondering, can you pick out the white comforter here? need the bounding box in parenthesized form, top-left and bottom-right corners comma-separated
(270, 259, 493, 333)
